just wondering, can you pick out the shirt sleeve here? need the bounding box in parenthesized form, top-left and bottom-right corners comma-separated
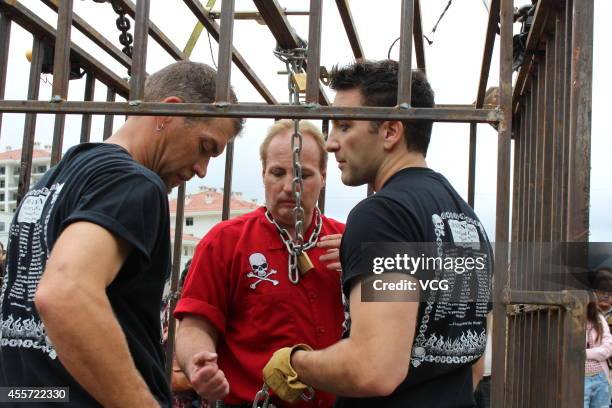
(340, 196, 422, 293)
(173, 227, 230, 335)
(62, 171, 167, 266)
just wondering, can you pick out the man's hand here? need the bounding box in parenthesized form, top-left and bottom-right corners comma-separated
(188, 351, 230, 401)
(262, 344, 313, 403)
(317, 234, 342, 271)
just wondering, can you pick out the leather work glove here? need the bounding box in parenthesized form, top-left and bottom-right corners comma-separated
(263, 344, 313, 403)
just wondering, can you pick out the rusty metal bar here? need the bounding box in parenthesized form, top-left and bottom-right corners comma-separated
(80, 73, 95, 143)
(216, 0, 236, 222)
(334, 0, 364, 60)
(541, 36, 555, 244)
(0, 13, 10, 138)
(506, 313, 516, 407)
(0, 1, 129, 97)
(113, 0, 186, 61)
(413, 0, 425, 72)
(215, 0, 235, 103)
(510, 122, 521, 243)
(129, 0, 150, 100)
(182, 0, 277, 104)
(397, 0, 414, 106)
(468, 0, 500, 209)
(565, 0, 593, 242)
(208, 10, 309, 19)
(165, 182, 186, 382)
(467, 123, 476, 208)
(252, 0, 329, 105)
(49, 0, 73, 166)
(560, 289, 588, 406)
(0, 101, 501, 123)
(317, 119, 328, 213)
(103, 88, 116, 140)
(17, 39, 43, 204)
(306, 0, 323, 104)
(41, 0, 132, 70)
(491, 0, 513, 406)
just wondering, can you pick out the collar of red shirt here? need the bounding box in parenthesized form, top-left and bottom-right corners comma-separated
(256, 206, 321, 251)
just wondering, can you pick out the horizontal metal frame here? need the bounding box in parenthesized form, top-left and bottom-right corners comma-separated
(502, 289, 589, 308)
(0, 0, 129, 97)
(0, 100, 501, 123)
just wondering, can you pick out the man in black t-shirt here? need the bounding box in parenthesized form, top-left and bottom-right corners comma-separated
(0, 61, 244, 407)
(263, 60, 492, 408)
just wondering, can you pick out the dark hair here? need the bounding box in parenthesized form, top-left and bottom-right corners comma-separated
(588, 301, 604, 343)
(329, 59, 435, 155)
(144, 61, 244, 135)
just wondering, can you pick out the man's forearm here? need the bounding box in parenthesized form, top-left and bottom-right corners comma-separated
(292, 338, 389, 397)
(36, 284, 159, 408)
(175, 317, 217, 375)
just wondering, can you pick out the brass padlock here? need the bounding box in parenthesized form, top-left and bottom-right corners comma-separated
(291, 72, 308, 93)
(297, 252, 315, 276)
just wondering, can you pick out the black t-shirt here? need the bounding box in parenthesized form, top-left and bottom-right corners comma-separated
(0, 143, 172, 407)
(336, 167, 492, 408)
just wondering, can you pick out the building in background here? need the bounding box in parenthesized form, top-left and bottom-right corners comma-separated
(169, 186, 259, 270)
(0, 144, 51, 214)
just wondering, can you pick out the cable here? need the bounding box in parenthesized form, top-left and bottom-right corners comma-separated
(423, 0, 453, 45)
(387, 37, 400, 59)
(207, 31, 217, 69)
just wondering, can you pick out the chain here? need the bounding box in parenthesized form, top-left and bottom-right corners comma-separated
(273, 47, 308, 282)
(265, 208, 322, 284)
(110, 1, 134, 59)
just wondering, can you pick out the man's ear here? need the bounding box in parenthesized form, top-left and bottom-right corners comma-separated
(380, 120, 405, 150)
(160, 96, 184, 126)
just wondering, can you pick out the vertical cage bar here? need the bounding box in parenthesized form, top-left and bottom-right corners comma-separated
(80, 73, 95, 143)
(397, 0, 414, 106)
(103, 87, 116, 140)
(215, 0, 235, 103)
(467, 123, 476, 208)
(551, 9, 565, 243)
(129, 0, 150, 100)
(491, 0, 513, 406)
(0, 14, 11, 138)
(18, 39, 43, 205)
(217, 0, 236, 222)
(50, 0, 74, 166)
(306, 0, 323, 104)
(566, 0, 593, 242)
(317, 119, 328, 213)
(560, 0, 572, 242)
(165, 182, 186, 382)
(413, 0, 426, 72)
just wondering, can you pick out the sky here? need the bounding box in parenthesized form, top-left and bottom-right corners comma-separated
(0, 0, 610, 241)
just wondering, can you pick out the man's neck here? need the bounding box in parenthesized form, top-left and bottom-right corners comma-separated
(273, 209, 314, 240)
(373, 151, 427, 192)
(105, 119, 154, 169)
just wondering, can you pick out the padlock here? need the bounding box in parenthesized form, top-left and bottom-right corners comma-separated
(291, 72, 308, 93)
(297, 252, 315, 276)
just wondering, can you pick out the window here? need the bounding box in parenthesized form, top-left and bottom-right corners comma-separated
(0, 180, 4, 188)
(36, 165, 46, 173)
(0, 222, 4, 232)
(185, 217, 194, 226)
(0, 167, 4, 175)
(10, 192, 17, 201)
(0, 193, 5, 201)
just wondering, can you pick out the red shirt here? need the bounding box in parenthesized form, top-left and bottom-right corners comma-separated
(174, 207, 345, 407)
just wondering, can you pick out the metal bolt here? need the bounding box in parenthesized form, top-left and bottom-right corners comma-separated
(49, 95, 63, 103)
(128, 100, 141, 107)
(399, 102, 411, 110)
(215, 102, 230, 108)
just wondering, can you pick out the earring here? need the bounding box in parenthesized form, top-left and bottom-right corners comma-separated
(156, 122, 165, 132)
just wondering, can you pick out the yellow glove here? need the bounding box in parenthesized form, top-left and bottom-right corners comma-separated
(262, 344, 313, 404)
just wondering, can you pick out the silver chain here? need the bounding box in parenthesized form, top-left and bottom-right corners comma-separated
(265, 208, 322, 284)
(273, 47, 308, 278)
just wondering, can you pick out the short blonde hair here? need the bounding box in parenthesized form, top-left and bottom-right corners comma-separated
(259, 120, 327, 171)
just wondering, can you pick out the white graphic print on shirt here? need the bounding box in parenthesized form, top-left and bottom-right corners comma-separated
(0, 183, 65, 360)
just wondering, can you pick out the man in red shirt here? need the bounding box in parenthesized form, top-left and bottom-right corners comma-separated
(174, 119, 345, 407)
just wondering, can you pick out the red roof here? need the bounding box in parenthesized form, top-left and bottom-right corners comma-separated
(170, 229, 200, 243)
(0, 149, 51, 161)
(169, 189, 258, 214)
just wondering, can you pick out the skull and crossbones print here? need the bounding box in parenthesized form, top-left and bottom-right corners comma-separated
(247, 253, 279, 289)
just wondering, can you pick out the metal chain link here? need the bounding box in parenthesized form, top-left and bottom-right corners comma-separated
(265, 208, 322, 284)
(110, 1, 134, 59)
(273, 47, 309, 283)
